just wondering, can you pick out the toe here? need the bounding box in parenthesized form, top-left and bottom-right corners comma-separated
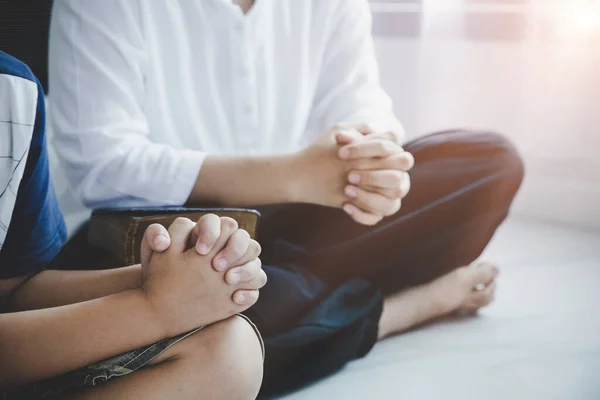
(471, 280, 497, 309)
(467, 262, 500, 287)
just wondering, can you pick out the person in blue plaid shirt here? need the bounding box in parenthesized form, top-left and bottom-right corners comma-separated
(0, 51, 267, 400)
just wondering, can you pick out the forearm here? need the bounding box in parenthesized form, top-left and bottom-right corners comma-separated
(187, 154, 300, 206)
(0, 289, 167, 389)
(4, 266, 142, 312)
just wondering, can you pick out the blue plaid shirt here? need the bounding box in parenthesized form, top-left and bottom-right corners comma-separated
(0, 51, 66, 278)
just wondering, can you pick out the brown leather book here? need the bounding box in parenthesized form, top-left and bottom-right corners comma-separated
(87, 208, 261, 265)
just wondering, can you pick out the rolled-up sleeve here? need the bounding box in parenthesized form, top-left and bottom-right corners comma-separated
(49, 0, 205, 208)
(308, 0, 405, 141)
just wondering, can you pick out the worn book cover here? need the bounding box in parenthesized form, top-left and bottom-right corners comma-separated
(88, 208, 261, 265)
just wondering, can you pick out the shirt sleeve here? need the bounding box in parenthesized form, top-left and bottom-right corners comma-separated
(49, 0, 206, 209)
(0, 52, 67, 278)
(306, 0, 405, 142)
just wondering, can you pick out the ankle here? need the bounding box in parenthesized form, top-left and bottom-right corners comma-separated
(422, 282, 456, 316)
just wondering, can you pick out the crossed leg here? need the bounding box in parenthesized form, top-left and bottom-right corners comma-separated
(65, 315, 263, 400)
(258, 130, 524, 338)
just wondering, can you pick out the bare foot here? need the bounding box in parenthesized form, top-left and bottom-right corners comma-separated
(378, 263, 499, 339)
(428, 262, 499, 315)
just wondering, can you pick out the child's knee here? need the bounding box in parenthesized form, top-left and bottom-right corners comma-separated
(212, 316, 264, 397)
(181, 315, 264, 399)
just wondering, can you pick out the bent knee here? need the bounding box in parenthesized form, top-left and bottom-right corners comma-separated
(184, 316, 264, 399)
(428, 129, 525, 187)
(476, 130, 524, 189)
(210, 316, 264, 398)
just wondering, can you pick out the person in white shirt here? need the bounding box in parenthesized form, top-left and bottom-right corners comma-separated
(49, 0, 524, 397)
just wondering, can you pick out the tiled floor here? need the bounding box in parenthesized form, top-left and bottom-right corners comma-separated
(279, 218, 600, 400)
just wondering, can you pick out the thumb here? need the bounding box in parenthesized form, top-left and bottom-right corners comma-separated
(335, 129, 363, 145)
(140, 223, 171, 269)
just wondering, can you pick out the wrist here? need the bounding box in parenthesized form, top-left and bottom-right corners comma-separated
(279, 151, 306, 203)
(136, 288, 176, 339)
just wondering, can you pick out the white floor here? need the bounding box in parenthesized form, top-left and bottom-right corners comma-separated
(279, 218, 600, 400)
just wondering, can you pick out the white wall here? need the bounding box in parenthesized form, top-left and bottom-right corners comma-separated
(372, 2, 600, 228)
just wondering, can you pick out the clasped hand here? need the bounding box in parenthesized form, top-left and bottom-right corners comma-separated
(295, 123, 414, 225)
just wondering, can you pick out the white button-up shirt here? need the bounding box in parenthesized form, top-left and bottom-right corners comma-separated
(49, 0, 403, 209)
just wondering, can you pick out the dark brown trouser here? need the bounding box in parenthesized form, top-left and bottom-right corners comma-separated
(258, 129, 525, 293)
(245, 130, 524, 397)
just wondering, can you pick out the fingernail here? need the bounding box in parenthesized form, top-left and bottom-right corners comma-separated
(216, 258, 227, 271)
(153, 235, 168, 248)
(196, 243, 209, 255)
(343, 204, 355, 215)
(345, 186, 358, 198)
(349, 173, 360, 184)
(339, 148, 350, 159)
(228, 271, 241, 285)
(235, 293, 246, 305)
(492, 267, 500, 277)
